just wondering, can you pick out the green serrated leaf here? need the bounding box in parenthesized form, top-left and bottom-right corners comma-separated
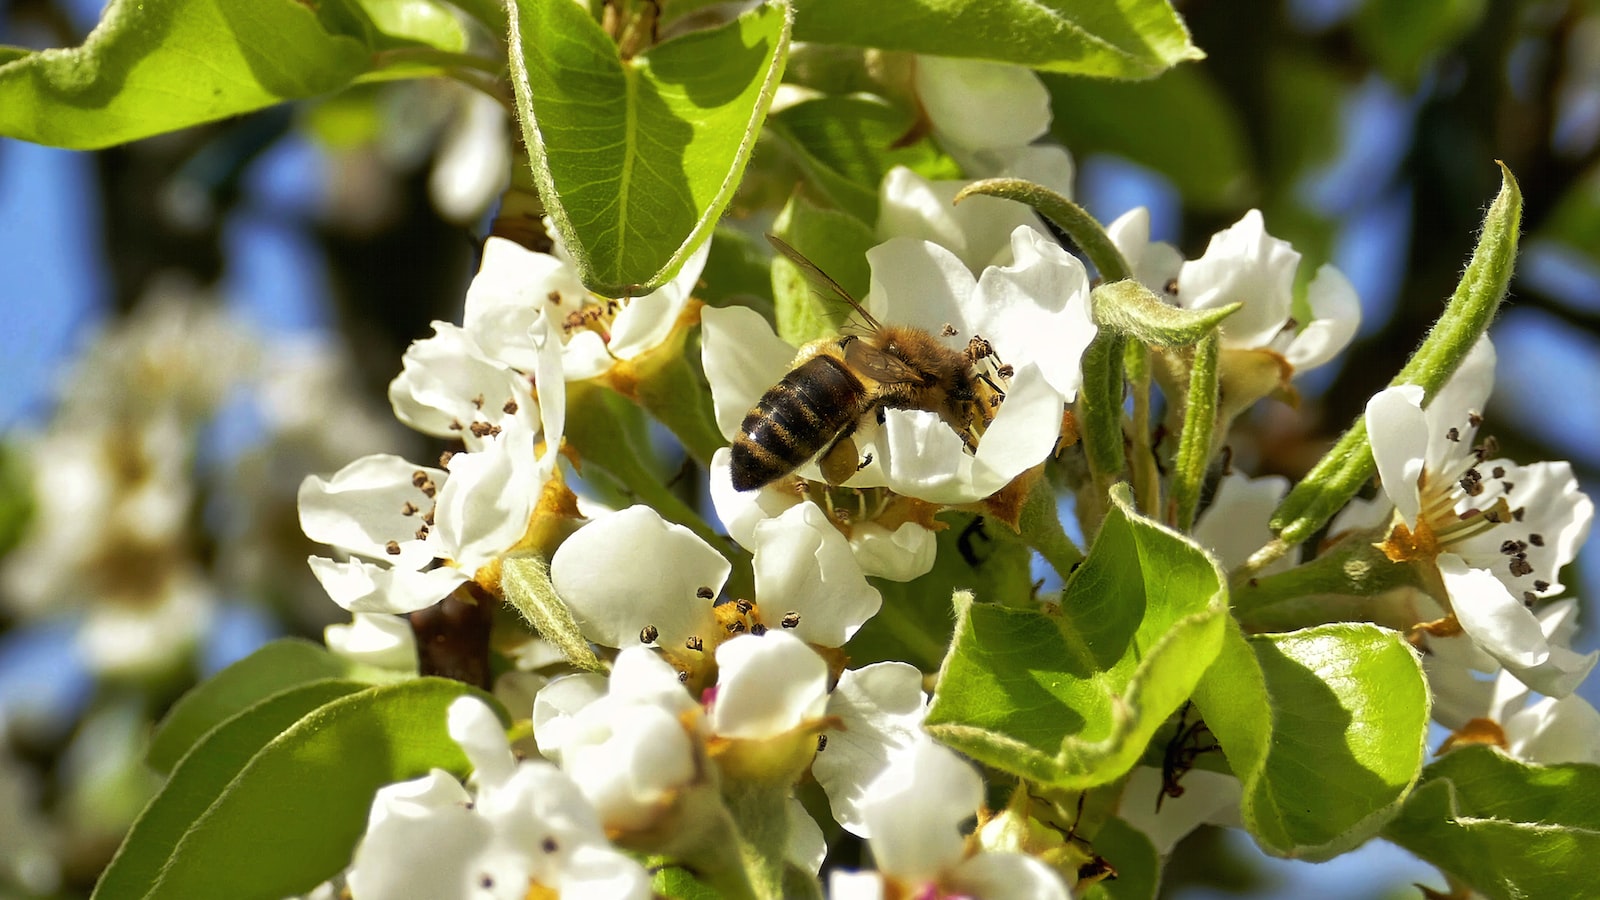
(1193, 622, 1429, 860)
(770, 193, 875, 346)
(507, 0, 791, 294)
(791, 0, 1201, 78)
(0, 0, 467, 149)
(1382, 746, 1600, 900)
(1043, 65, 1251, 209)
(147, 638, 407, 774)
(501, 556, 604, 672)
(99, 678, 499, 899)
(925, 485, 1227, 789)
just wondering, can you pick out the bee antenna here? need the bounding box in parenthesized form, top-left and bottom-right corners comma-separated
(766, 234, 883, 331)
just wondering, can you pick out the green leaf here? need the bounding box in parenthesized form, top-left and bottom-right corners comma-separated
(501, 556, 604, 672)
(791, 0, 1202, 79)
(1080, 816, 1159, 900)
(925, 485, 1227, 788)
(1169, 332, 1219, 532)
(97, 680, 368, 900)
(147, 638, 406, 774)
(507, 0, 792, 294)
(355, 0, 468, 52)
(1267, 163, 1521, 550)
(765, 93, 959, 223)
(770, 192, 875, 346)
(0, 0, 468, 150)
(98, 678, 497, 899)
(1382, 746, 1600, 900)
(1193, 622, 1429, 860)
(1089, 278, 1239, 346)
(1043, 66, 1251, 210)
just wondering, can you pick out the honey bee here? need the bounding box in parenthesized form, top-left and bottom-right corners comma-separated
(730, 237, 995, 492)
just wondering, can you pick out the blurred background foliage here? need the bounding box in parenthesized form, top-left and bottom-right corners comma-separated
(1, 0, 1597, 897)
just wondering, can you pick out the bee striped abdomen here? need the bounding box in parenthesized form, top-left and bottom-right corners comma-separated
(731, 354, 867, 491)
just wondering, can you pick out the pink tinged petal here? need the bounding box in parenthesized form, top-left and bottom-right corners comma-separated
(1365, 385, 1428, 526)
(1118, 766, 1243, 857)
(324, 613, 418, 672)
(866, 233, 979, 335)
(861, 739, 982, 880)
(788, 798, 827, 875)
(876, 169, 1043, 272)
(708, 447, 800, 549)
(948, 853, 1072, 900)
(751, 503, 882, 647)
(533, 674, 609, 762)
(849, 521, 938, 581)
(551, 506, 728, 650)
(816, 662, 928, 837)
(448, 697, 516, 790)
(969, 227, 1096, 400)
(433, 422, 541, 572)
(607, 238, 709, 362)
(1178, 210, 1300, 349)
(1193, 474, 1290, 573)
(1504, 694, 1600, 765)
(915, 56, 1051, 153)
(558, 844, 654, 900)
(306, 555, 467, 614)
(348, 770, 489, 900)
(298, 454, 446, 568)
(1422, 337, 1496, 468)
(1284, 264, 1361, 371)
(387, 322, 534, 449)
(699, 306, 798, 441)
(711, 632, 830, 739)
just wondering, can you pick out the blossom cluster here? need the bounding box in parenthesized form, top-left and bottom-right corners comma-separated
(287, 55, 1597, 900)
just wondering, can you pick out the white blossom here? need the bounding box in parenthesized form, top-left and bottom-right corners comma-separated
(1361, 338, 1595, 697)
(347, 697, 650, 900)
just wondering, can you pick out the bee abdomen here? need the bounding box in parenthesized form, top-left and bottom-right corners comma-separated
(731, 355, 866, 491)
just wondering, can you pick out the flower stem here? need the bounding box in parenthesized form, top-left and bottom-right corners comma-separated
(1170, 333, 1219, 531)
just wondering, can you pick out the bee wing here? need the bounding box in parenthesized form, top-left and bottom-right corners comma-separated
(844, 339, 923, 385)
(766, 234, 883, 331)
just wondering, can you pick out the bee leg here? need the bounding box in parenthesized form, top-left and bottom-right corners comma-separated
(856, 452, 873, 472)
(819, 429, 863, 485)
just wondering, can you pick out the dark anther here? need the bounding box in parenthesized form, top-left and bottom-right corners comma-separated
(640, 624, 659, 644)
(781, 611, 801, 629)
(696, 586, 715, 600)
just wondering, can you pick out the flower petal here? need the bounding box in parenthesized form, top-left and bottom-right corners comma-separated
(607, 238, 709, 361)
(1178, 210, 1299, 349)
(1284, 263, 1361, 371)
(711, 632, 829, 740)
(860, 738, 981, 880)
(969, 226, 1095, 400)
(448, 696, 516, 790)
(1365, 385, 1427, 526)
(306, 555, 467, 615)
(298, 454, 445, 568)
(815, 662, 928, 837)
(700, 305, 798, 442)
(752, 503, 882, 646)
(433, 420, 541, 571)
(551, 506, 727, 650)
